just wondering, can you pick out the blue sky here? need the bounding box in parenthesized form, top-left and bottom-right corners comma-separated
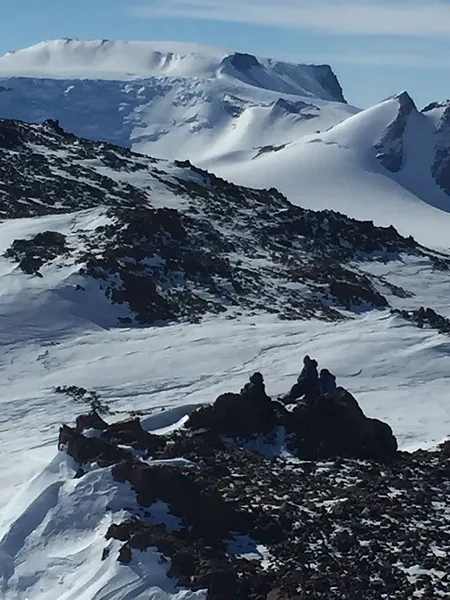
(2, 0, 450, 107)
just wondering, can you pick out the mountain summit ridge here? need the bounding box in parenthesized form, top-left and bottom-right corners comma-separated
(0, 38, 346, 102)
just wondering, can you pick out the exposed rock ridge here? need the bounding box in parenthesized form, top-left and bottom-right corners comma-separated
(375, 92, 417, 173)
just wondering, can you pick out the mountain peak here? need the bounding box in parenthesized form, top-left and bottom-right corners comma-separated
(394, 91, 417, 112)
(221, 52, 261, 72)
(380, 91, 417, 114)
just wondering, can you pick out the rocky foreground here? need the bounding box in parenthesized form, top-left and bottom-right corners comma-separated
(59, 378, 449, 600)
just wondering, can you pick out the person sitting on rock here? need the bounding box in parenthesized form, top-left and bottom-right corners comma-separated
(240, 372, 270, 402)
(319, 368, 337, 398)
(283, 355, 319, 403)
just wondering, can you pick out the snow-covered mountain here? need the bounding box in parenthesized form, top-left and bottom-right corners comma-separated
(0, 39, 356, 165)
(1, 117, 439, 328)
(216, 91, 450, 247)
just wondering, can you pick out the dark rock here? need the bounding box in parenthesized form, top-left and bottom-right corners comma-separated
(188, 376, 396, 460)
(162, 428, 226, 459)
(400, 306, 450, 334)
(375, 92, 417, 173)
(290, 388, 397, 460)
(223, 52, 261, 72)
(4, 231, 68, 275)
(267, 590, 299, 600)
(440, 440, 450, 456)
(102, 417, 166, 454)
(187, 373, 287, 438)
(75, 411, 109, 432)
(111, 461, 251, 541)
(101, 547, 110, 561)
(58, 424, 131, 466)
(73, 412, 165, 456)
(329, 279, 388, 309)
(118, 544, 132, 564)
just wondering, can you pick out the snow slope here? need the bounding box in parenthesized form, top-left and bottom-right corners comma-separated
(0, 43, 449, 597)
(0, 120, 448, 598)
(1, 295, 450, 598)
(215, 93, 450, 248)
(0, 39, 356, 163)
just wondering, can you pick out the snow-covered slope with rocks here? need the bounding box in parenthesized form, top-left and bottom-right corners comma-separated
(0, 42, 449, 600)
(0, 39, 355, 166)
(5, 117, 443, 327)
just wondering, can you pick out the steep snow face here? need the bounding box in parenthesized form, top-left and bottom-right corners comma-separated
(0, 39, 355, 162)
(215, 92, 450, 249)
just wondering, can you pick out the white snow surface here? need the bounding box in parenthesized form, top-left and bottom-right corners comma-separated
(0, 207, 449, 597)
(0, 39, 228, 79)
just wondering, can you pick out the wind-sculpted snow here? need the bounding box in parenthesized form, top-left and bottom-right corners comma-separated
(2, 117, 447, 326)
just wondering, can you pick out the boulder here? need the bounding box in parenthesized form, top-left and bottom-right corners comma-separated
(187, 377, 397, 460)
(75, 411, 109, 432)
(187, 372, 288, 438)
(58, 424, 132, 465)
(74, 411, 165, 455)
(290, 388, 397, 459)
(102, 417, 165, 454)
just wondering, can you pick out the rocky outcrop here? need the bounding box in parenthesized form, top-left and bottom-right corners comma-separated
(60, 381, 449, 600)
(187, 375, 397, 460)
(425, 103, 450, 195)
(375, 92, 417, 173)
(394, 306, 450, 335)
(289, 388, 397, 459)
(4, 231, 68, 276)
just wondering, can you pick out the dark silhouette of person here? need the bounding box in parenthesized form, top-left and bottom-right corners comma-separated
(283, 355, 319, 404)
(319, 368, 337, 397)
(240, 372, 269, 402)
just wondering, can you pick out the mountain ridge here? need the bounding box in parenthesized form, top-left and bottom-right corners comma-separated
(215, 91, 450, 248)
(2, 116, 439, 328)
(0, 38, 355, 172)
(0, 38, 346, 102)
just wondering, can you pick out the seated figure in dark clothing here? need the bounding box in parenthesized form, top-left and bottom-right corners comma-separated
(319, 368, 337, 397)
(282, 355, 319, 404)
(240, 372, 270, 402)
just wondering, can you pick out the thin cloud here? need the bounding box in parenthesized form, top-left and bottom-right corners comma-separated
(131, 0, 450, 37)
(304, 52, 450, 68)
